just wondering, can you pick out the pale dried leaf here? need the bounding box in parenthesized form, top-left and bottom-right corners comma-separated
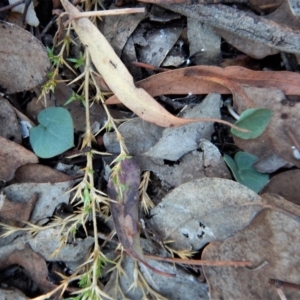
(29, 227, 94, 262)
(60, 0, 228, 128)
(136, 26, 182, 67)
(2, 181, 74, 224)
(148, 178, 263, 250)
(187, 18, 221, 65)
(253, 152, 293, 173)
(104, 94, 222, 160)
(136, 140, 231, 188)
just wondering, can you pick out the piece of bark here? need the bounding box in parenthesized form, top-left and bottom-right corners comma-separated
(158, 3, 300, 54)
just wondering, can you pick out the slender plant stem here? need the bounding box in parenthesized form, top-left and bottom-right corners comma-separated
(145, 254, 252, 267)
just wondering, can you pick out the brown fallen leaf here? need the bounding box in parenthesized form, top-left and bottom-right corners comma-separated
(106, 65, 300, 104)
(0, 21, 50, 93)
(59, 0, 242, 131)
(104, 65, 300, 167)
(0, 97, 22, 144)
(0, 193, 37, 227)
(15, 164, 71, 183)
(0, 243, 55, 293)
(202, 207, 300, 299)
(262, 169, 300, 206)
(107, 158, 174, 277)
(0, 136, 38, 182)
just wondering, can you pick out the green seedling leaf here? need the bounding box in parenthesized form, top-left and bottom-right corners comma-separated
(224, 152, 269, 193)
(46, 46, 60, 67)
(223, 154, 243, 184)
(64, 91, 85, 106)
(231, 108, 272, 139)
(67, 52, 85, 69)
(30, 107, 74, 158)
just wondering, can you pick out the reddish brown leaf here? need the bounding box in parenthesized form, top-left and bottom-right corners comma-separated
(0, 193, 37, 227)
(262, 170, 300, 206)
(0, 244, 55, 293)
(0, 136, 38, 181)
(15, 164, 71, 183)
(105, 66, 300, 167)
(106, 66, 300, 104)
(107, 158, 174, 277)
(0, 97, 22, 144)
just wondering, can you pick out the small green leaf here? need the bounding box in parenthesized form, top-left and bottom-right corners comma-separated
(64, 91, 85, 107)
(224, 152, 269, 193)
(67, 52, 85, 69)
(234, 151, 257, 170)
(29, 107, 74, 158)
(231, 108, 272, 139)
(223, 154, 242, 183)
(46, 47, 60, 66)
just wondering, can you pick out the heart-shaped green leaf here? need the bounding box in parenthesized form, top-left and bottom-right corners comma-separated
(231, 108, 272, 139)
(30, 107, 74, 158)
(224, 152, 269, 193)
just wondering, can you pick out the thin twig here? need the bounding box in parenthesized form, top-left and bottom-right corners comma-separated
(275, 288, 288, 300)
(145, 254, 252, 267)
(269, 278, 300, 291)
(69, 7, 145, 18)
(132, 61, 169, 72)
(63, 7, 145, 26)
(40, 15, 58, 38)
(0, 0, 23, 12)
